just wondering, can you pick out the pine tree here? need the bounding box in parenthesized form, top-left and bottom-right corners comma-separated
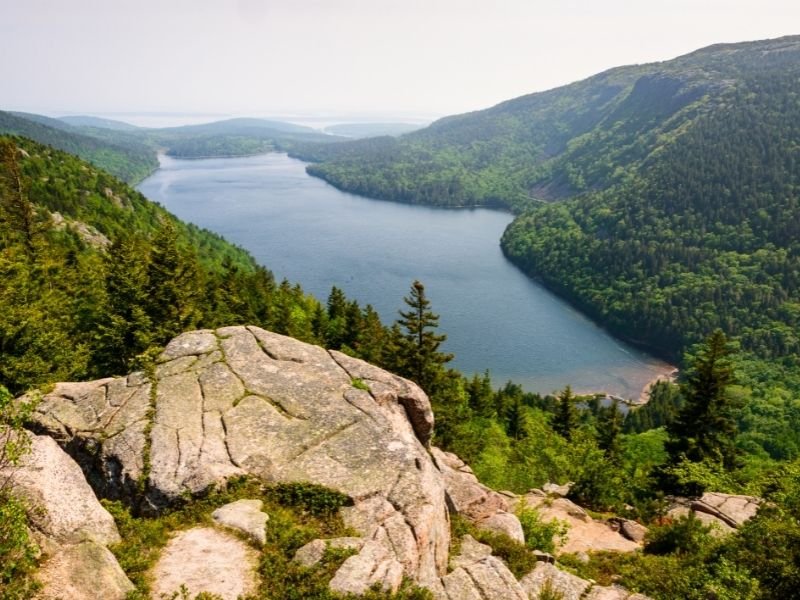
(145, 220, 201, 342)
(324, 286, 348, 348)
(505, 395, 527, 440)
(552, 385, 578, 441)
(208, 256, 249, 327)
(597, 399, 623, 462)
(274, 279, 297, 336)
(466, 371, 495, 418)
(95, 235, 153, 373)
(664, 329, 741, 470)
(393, 280, 453, 392)
(352, 304, 386, 365)
(0, 140, 39, 258)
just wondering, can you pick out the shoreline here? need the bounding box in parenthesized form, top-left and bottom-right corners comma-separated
(142, 152, 680, 401)
(636, 368, 679, 405)
(577, 364, 678, 409)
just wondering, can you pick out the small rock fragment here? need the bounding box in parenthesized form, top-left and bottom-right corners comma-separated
(212, 499, 269, 546)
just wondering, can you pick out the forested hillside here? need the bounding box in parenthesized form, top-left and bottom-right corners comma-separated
(502, 71, 800, 363)
(294, 36, 800, 213)
(294, 36, 800, 390)
(0, 135, 323, 393)
(0, 112, 339, 183)
(146, 117, 336, 158)
(0, 111, 158, 183)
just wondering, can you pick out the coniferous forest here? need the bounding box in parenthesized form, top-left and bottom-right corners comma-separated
(3, 34, 800, 600)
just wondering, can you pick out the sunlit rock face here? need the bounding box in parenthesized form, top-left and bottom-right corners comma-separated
(29, 326, 447, 593)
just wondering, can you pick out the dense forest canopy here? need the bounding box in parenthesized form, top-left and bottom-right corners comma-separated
(0, 135, 321, 392)
(0, 111, 159, 183)
(293, 36, 800, 213)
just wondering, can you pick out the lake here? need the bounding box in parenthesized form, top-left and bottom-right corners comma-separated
(139, 153, 673, 398)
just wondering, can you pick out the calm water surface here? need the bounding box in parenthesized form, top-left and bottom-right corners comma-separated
(139, 153, 672, 398)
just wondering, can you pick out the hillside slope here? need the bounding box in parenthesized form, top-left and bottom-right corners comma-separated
(294, 36, 800, 370)
(1, 112, 340, 175)
(149, 117, 336, 158)
(0, 111, 158, 183)
(58, 115, 141, 131)
(295, 36, 800, 212)
(500, 42, 800, 367)
(0, 135, 322, 393)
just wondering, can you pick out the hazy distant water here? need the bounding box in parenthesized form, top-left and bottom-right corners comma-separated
(139, 153, 672, 398)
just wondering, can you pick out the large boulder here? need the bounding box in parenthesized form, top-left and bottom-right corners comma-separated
(212, 499, 269, 546)
(3, 434, 132, 600)
(28, 326, 449, 594)
(439, 535, 527, 600)
(513, 492, 640, 554)
(666, 492, 761, 536)
(34, 540, 134, 600)
(519, 562, 591, 600)
(294, 537, 365, 568)
(8, 434, 120, 547)
(692, 492, 761, 529)
(519, 562, 653, 600)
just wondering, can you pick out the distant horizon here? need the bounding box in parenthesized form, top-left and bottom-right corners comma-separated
(3, 1, 798, 118)
(8, 109, 439, 131)
(9, 30, 800, 130)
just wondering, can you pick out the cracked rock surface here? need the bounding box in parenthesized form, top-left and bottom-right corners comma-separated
(29, 326, 448, 594)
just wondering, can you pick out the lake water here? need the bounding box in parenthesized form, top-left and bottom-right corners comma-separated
(139, 153, 673, 398)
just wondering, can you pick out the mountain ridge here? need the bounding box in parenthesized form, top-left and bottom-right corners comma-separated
(292, 35, 800, 212)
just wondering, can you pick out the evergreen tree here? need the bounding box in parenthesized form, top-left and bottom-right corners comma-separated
(352, 304, 386, 364)
(664, 330, 741, 471)
(145, 220, 201, 342)
(0, 140, 39, 258)
(466, 371, 495, 418)
(552, 385, 578, 441)
(504, 395, 527, 440)
(393, 280, 453, 392)
(207, 256, 249, 327)
(95, 235, 153, 373)
(597, 399, 623, 462)
(244, 266, 276, 327)
(324, 286, 348, 348)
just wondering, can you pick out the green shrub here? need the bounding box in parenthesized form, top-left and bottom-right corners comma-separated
(517, 504, 569, 554)
(472, 530, 538, 579)
(270, 482, 353, 517)
(644, 513, 713, 557)
(351, 378, 369, 391)
(0, 494, 40, 599)
(539, 579, 565, 600)
(449, 513, 541, 579)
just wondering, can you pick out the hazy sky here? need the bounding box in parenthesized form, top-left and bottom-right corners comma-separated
(2, 0, 798, 120)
